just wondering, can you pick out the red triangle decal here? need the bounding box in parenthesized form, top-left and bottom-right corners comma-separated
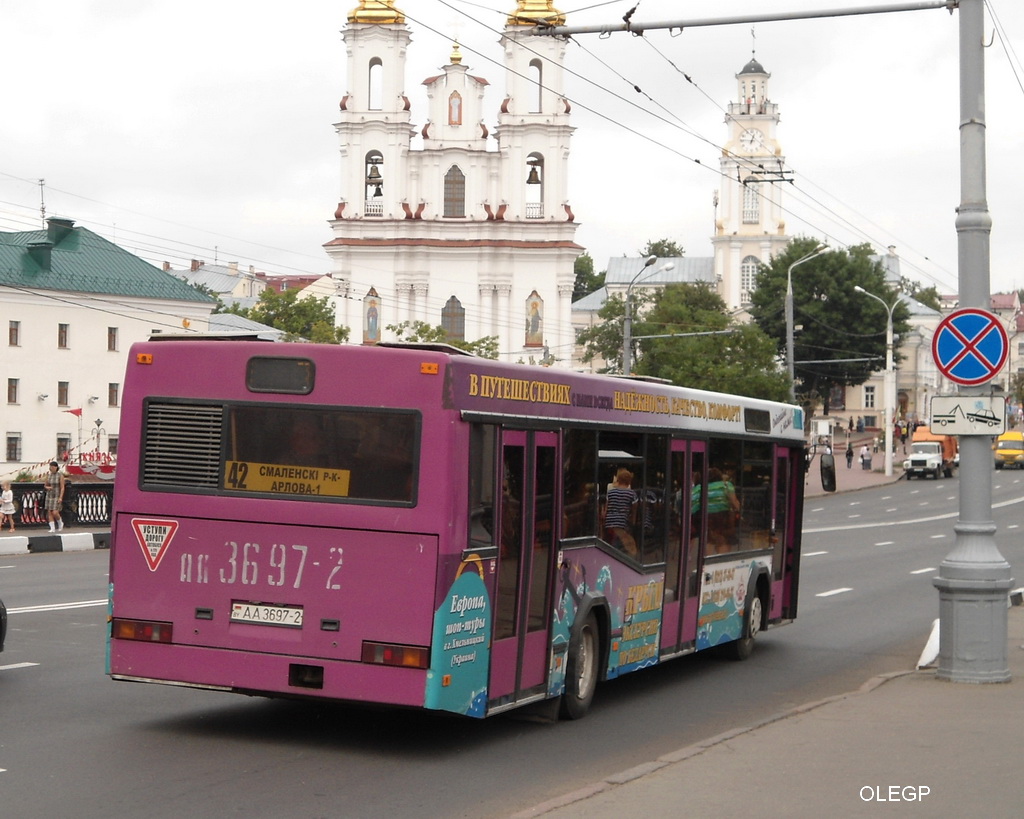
(130, 518, 179, 572)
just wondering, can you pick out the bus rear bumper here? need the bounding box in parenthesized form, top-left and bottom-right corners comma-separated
(109, 640, 429, 708)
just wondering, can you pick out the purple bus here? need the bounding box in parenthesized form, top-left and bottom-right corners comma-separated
(108, 339, 810, 719)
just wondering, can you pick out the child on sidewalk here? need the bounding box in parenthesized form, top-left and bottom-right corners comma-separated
(1, 480, 15, 532)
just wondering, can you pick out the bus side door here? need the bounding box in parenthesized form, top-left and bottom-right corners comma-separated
(772, 445, 800, 620)
(661, 439, 705, 653)
(489, 430, 557, 708)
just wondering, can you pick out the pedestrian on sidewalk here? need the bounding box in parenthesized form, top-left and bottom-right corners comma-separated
(44, 461, 65, 533)
(845, 444, 854, 469)
(859, 443, 871, 470)
(1, 480, 15, 532)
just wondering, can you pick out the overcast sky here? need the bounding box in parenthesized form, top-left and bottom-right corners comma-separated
(2, 0, 1022, 296)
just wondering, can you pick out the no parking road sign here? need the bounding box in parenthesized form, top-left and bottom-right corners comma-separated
(932, 308, 1008, 386)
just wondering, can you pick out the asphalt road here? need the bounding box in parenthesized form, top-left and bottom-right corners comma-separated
(1, 473, 1021, 817)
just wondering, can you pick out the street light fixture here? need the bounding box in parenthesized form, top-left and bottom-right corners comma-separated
(785, 244, 829, 402)
(854, 285, 898, 477)
(622, 256, 675, 375)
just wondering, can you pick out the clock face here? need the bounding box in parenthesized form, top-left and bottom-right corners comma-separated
(739, 128, 762, 151)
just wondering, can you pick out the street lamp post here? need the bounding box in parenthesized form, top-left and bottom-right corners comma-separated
(622, 256, 678, 375)
(854, 285, 897, 477)
(785, 244, 828, 402)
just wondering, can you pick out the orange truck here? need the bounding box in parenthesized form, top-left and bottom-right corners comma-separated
(903, 425, 958, 479)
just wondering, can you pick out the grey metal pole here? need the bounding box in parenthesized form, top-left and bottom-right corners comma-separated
(785, 245, 828, 403)
(932, 0, 1013, 683)
(854, 286, 896, 476)
(623, 255, 656, 375)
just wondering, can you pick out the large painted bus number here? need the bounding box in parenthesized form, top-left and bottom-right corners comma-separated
(327, 546, 343, 590)
(226, 461, 249, 489)
(242, 542, 259, 585)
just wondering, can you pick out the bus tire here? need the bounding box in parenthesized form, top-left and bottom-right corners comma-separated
(726, 592, 763, 662)
(560, 611, 599, 720)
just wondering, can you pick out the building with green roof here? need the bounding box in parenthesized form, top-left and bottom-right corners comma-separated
(1, 218, 216, 476)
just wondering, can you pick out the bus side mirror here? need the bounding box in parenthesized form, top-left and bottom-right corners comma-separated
(820, 453, 837, 493)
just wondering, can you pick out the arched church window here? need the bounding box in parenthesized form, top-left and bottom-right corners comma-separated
(740, 255, 761, 305)
(742, 180, 760, 224)
(444, 165, 466, 218)
(368, 58, 383, 110)
(441, 295, 466, 341)
(528, 59, 543, 113)
(525, 153, 543, 219)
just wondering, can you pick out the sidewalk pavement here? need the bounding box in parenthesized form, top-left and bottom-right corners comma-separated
(521, 605, 1024, 817)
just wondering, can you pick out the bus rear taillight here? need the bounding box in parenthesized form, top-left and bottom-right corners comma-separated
(112, 617, 173, 643)
(361, 641, 429, 669)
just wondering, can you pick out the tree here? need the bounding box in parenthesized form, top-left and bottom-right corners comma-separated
(638, 238, 685, 258)
(241, 288, 349, 343)
(749, 239, 910, 412)
(900, 278, 943, 311)
(572, 252, 605, 301)
(636, 283, 789, 400)
(576, 282, 789, 400)
(386, 320, 499, 359)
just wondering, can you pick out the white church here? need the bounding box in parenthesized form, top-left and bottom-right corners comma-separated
(325, 0, 582, 364)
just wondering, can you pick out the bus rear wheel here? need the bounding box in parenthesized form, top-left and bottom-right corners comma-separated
(560, 612, 599, 720)
(726, 593, 763, 661)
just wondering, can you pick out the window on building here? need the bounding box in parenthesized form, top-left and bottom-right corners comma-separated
(6, 433, 21, 462)
(364, 151, 384, 216)
(740, 256, 761, 304)
(864, 385, 876, 409)
(742, 180, 760, 224)
(528, 59, 543, 113)
(58, 323, 69, 348)
(108, 382, 120, 407)
(368, 57, 383, 110)
(108, 327, 119, 351)
(57, 381, 69, 406)
(7, 379, 18, 404)
(57, 435, 71, 460)
(9, 320, 19, 346)
(108, 435, 119, 457)
(441, 295, 466, 341)
(443, 165, 466, 218)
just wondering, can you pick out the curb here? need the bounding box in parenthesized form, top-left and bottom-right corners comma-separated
(0, 531, 110, 556)
(512, 669, 919, 818)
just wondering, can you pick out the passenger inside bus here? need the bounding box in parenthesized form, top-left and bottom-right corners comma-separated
(705, 467, 741, 553)
(601, 467, 639, 558)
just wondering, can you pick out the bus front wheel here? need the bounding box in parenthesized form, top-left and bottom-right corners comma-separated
(560, 612, 599, 720)
(727, 593, 763, 661)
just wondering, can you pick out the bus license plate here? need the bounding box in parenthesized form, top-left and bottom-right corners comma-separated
(230, 602, 304, 628)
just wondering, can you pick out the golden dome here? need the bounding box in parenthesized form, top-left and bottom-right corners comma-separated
(507, 1, 565, 27)
(348, 1, 405, 24)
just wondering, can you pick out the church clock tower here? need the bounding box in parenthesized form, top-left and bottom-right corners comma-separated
(712, 54, 789, 310)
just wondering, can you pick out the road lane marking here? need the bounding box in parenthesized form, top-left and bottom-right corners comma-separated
(930, 534, 947, 539)
(806, 493, 1024, 534)
(911, 567, 937, 575)
(9, 599, 106, 614)
(875, 541, 895, 546)
(803, 550, 828, 556)
(0, 662, 40, 671)
(816, 587, 852, 597)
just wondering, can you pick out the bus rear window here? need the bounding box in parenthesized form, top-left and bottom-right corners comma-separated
(225, 406, 418, 503)
(141, 401, 418, 504)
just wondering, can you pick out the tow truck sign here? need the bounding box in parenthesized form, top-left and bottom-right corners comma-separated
(930, 396, 1006, 436)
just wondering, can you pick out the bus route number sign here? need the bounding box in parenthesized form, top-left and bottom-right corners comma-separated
(224, 460, 351, 498)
